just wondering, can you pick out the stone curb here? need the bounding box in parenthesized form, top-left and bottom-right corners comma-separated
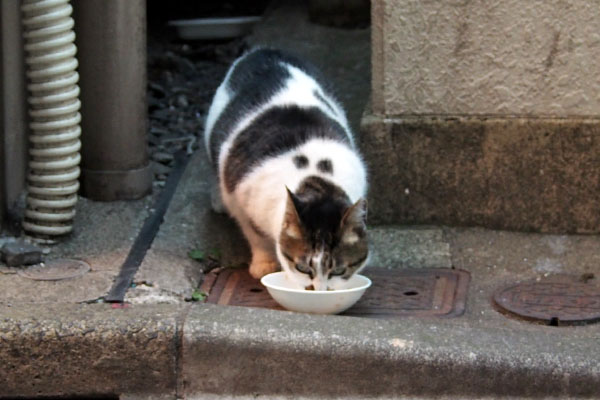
(0, 303, 183, 398)
(2, 303, 599, 398)
(185, 305, 600, 398)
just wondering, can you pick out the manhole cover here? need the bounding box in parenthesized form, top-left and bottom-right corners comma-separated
(18, 258, 91, 281)
(200, 267, 470, 318)
(493, 276, 600, 326)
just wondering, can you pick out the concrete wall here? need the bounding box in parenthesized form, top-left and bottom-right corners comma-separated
(372, 0, 600, 116)
(0, 1, 27, 232)
(364, 0, 600, 232)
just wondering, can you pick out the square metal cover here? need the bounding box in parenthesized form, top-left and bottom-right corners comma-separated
(200, 267, 470, 318)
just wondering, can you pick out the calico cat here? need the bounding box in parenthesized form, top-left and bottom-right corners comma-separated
(204, 48, 368, 290)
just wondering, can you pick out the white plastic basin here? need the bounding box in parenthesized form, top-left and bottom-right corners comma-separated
(168, 16, 262, 40)
(260, 272, 372, 314)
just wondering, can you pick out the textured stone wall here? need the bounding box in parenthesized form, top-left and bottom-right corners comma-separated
(372, 0, 600, 116)
(360, 114, 600, 232)
(366, 0, 600, 232)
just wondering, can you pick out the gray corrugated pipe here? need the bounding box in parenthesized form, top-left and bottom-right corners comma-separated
(21, 0, 81, 242)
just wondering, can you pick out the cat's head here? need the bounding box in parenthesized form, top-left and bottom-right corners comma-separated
(277, 187, 368, 291)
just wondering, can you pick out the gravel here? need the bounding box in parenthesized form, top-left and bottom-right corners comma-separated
(147, 32, 247, 183)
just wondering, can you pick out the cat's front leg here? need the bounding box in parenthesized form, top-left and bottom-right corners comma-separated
(248, 249, 279, 279)
(237, 217, 280, 279)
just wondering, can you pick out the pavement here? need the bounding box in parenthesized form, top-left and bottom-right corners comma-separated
(2, 1, 600, 399)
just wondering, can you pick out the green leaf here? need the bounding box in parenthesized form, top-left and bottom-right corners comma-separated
(208, 248, 221, 260)
(188, 249, 205, 261)
(191, 289, 207, 302)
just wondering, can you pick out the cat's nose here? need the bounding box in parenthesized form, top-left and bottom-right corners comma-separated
(312, 280, 328, 291)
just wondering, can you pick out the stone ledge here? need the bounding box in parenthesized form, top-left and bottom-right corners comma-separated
(2, 302, 600, 398)
(360, 112, 600, 233)
(184, 304, 600, 398)
(0, 303, 182, 398)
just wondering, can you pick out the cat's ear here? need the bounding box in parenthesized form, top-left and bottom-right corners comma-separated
(283, 187, 304, 239)
(340, 198, 367, 244)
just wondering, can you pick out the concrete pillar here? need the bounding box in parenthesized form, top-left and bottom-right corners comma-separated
(0, 1, 28, 231)
(363, 0, 600, 233)
(72, 0, 151, 201)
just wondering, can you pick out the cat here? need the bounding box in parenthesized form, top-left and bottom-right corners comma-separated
(204, 48, 368, 291)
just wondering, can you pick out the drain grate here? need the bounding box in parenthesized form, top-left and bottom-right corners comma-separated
(18, 258, 90, 281)
(493, 275, 600, 326)
(200, 267, 470, 318)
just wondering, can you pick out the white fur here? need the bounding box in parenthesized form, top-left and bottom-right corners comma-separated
(205, 50, 368, 287)
(281, 64, 352, 142)
(227, 139, 366, 240)
(204, 54, 243, 161)
(205, 51, 353, 164)
(223, 138, 367, 288)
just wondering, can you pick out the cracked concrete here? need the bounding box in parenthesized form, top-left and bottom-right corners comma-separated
(126, 152, 249, 304)
(0, 196, 154, 305)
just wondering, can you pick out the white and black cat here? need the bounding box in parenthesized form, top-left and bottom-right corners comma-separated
(204, 48, 368, 290)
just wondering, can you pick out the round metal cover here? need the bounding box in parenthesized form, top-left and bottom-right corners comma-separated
(18, 259, 90, 281)
(493, 277, 600, 325)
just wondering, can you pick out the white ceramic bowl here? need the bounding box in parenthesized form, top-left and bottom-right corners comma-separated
(260, 272, 372, 314)
(168, 16, 262, 40)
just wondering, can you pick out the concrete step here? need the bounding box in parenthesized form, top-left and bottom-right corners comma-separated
(2, 301, 599, 398)
(0, 303, 181, 398)
(361, 112, 600, 233)
(185, 304, 600, 399)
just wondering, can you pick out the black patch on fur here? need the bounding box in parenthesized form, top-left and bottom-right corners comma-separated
(208, 48, 340, 167)
(208, 58, 290, 167)
(296, 175, 348, 200)
(316, 159, 333, 174)
(228, 49, 334, 94)
(293, 176, 351, 247)
(224, 106, 350, 192)
(293, 154, 309, 169)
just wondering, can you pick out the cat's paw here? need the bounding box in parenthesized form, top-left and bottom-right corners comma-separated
(249, 260, 278, 279)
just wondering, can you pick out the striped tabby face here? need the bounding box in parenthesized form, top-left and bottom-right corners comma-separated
(278, 188, 368, 291)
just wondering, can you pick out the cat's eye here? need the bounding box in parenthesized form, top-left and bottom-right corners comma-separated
(329, 265, 345, 276)
(295, 263, 312, 275)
